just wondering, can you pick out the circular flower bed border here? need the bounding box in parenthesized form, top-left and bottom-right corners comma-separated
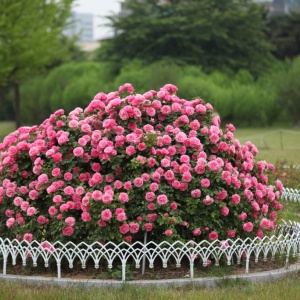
(0, 218, 299, 283)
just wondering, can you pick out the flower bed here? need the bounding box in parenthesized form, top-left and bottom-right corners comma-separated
(0, 83, 291, 283)
(0, 84, 284, 246)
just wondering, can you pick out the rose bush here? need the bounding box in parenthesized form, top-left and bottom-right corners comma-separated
(0, 83, 284, 244)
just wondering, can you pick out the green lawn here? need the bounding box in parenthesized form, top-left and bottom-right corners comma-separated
(0, 121, 15, 142)
(0, 272, 300, 300)
(233, 127, 300, 165)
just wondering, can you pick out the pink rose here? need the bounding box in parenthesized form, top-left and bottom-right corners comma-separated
(216, 190, 228, 201)
(203, 195, 214, 205)
(6, 217, 15, 228)
(124, 236, 132, 243)
(260, 218, 271, 230)
(62, 226, 74, 236)
(201, 178, 210, 188)
(165, 229, 173, 236)
(116, 212, 127, 222)
(27, 207, 37, 216)
(129, 222, 140, 234)
(231, 194, 240, 205)
(48, 206, 57, 216)
(191, 189, 201, 198)
(243, 222, 254, 232)
(119, 224, 130, 235)
(239, 212, 247, 221)
(157, 194, 168, 206)
(118, 192, 128, 203)
(81, 212, 91, 222)
(101, 209, 112, 221)
(23, 233, 33, 243)
(221, 207, 229, 216)
(192, 228, 201, 236)
(227, 230, 236, 238)
(170, 202, 178, 210)
(149, 182, 159, 192)
(144, 223, 153, 232)
(147, 213, 157, 222)
(208, 231, 218, 241)
(133, 177, 144, 187)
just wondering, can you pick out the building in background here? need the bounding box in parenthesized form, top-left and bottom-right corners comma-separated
(64, 12, 94, 43)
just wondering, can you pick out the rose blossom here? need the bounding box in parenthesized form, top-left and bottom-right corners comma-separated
(27, 207, 37, 216)
(201, 178, 210, 188)
(6, 217, 15, 228)
(23, 233, 33, 243)
(260, 218, 271, 230)
(203, 195, 214, 205)
(239, 212, 247, 221)
(117, 212, 127, 222)
(208, 231, 218, 241)
(192, 228, 201, 236)
(221, 207, 229, 216)
(147, 213, 157, 222)
(227, 230, 236, 238)
(243, 222, 254, 232)
(170, 202, 178, 210)
(157, 194, 168, 206)
(62, 226, 74, 236)
(231, 194, 240, 205)
(101, 209, 112, 221)
(119, 224, 130, 234)
(48, 206, 58, 216)
(133, 177, 144, 187)
(119, 192, 129, 203)
(165, 229, 173, 236)
(144, 223, 153, 232)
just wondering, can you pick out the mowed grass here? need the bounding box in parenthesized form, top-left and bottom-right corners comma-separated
(1, 272, 300, 300)
(0, 121, 15, 142)
(233, 127, 300, 165)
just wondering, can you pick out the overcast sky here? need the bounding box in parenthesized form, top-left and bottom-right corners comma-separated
(73, 0, 122, 40)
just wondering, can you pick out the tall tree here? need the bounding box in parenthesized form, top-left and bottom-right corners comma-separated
(276, 57, 300, 127)
(96, 0, 274, 76)
(0, 0, 74, 128)
(267, 12, 300, 60)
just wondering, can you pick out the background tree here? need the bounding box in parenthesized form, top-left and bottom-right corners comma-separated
(267, 12, 300, 60)
(0, 0, 74, 128)
(276, 57, 300, 127)
(96, 0, 274, 76)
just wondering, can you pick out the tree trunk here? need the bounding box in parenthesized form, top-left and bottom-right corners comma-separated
(13, 82, 21, 129)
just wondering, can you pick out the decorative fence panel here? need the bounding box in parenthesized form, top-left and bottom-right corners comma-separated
(0, 220, 300, 282)
(281, 188, 300, 202)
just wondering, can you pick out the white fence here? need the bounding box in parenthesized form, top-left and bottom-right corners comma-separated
(0, 188, 299, 282)
(0, 220, 300, 282)
(281, 187, 300, 202)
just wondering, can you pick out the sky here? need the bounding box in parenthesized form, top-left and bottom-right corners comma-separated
(73, 0, 122, 40)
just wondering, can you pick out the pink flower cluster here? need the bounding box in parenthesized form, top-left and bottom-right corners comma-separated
(0, 83, 284, 244)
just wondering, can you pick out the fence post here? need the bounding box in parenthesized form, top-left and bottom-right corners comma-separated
(142, 232, 147, 275)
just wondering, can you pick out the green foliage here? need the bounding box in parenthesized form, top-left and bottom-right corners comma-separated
(96, 0, 274, 76)
(0, 0, 75, 127)
(0, 0, 74, 85)
(16, 62, 115, 124)
(275, 57, 300, 127)
(267, 12, 300, 60)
